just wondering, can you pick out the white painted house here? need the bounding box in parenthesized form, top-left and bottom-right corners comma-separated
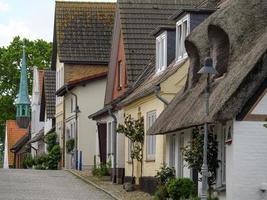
(30, 67, 45, 156)
(148, 1, 267, 199)
(56, 73, 107, 170)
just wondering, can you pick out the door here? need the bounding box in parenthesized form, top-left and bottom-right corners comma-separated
(97, 123, 107, 164)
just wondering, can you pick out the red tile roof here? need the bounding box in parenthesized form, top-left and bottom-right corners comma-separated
(6, 120, 28, 166)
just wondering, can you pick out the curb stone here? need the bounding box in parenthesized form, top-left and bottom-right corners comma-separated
(66, 169, 121, 200)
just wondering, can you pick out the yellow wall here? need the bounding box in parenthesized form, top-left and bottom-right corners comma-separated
(123, 60, 189, 181)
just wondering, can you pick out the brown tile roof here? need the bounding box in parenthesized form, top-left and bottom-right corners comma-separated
(118, 0, 204, 84)
(148, 0, 267, 135)
(6, 120, 28, 165)
(44, 70, 56, 119)
(119, 58, 187, 107)
(54, 1, 116, 64)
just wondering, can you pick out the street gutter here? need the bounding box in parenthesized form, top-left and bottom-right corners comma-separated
(66, 169, 121, 200)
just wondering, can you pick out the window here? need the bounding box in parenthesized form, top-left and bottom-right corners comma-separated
(169, 134, 176, 168)
(156, 32, 167, 73)
(178, 134, 184, 177)
(146, 110, 157, 160)
(217, 125, 226, 187)
(117, 61, 123, 89)
(71, 98, 73, 113)
(21, 105, 26, 116)
(176, 15, 189, 62)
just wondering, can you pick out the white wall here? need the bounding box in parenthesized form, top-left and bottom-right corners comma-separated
(99, 110, 125, 168)
(65, 77, 106, 170)
(226, 120, 267, 200)
(31, 68, 44, 156)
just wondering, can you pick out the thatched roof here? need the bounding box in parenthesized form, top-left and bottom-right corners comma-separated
(148, 0, 267, 135)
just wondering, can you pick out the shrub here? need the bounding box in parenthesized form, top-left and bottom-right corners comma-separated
(66, 138, 75, 154)
(155, 163, 176, 185)
(92, 157, 111, 177)
(47, 144, 61, 170)
(154, 185, 169, 200)
(33, 154, 48, 170)
(22, 154, 34, 169)
(44, 133, 58, 152)
(167, 178, 195, 200)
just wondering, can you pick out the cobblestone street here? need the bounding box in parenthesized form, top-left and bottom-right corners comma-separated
(0, 169, 114, 200)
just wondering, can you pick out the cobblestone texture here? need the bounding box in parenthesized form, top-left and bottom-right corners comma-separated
(72, 170, 153, 200)
(0, 169, 114, 200)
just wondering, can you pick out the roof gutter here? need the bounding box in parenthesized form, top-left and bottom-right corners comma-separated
(154, 84, 169, 106)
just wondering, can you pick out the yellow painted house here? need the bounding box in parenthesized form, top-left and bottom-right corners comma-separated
(119, 54, 189, 193)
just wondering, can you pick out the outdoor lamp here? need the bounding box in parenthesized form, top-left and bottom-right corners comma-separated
(198, 57, 217, 200)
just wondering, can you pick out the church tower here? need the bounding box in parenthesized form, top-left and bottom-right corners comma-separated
(16, 45, 31, 128)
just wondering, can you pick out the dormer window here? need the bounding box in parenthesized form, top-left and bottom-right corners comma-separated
(156, 31, 167, 73)
(117, 61, 123, 90)
(176, 15, 189, 62)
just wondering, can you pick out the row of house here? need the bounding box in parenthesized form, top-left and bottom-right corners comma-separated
(4, 0, 267, 199)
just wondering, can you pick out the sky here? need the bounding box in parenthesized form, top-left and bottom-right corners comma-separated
(0, 0, 116, 47)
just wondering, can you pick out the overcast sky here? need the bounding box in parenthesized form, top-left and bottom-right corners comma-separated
(0, 0, 116, 47)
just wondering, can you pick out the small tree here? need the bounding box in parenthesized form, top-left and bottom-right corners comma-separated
(117, 114, 144, 183)
(183, 127, 219, 197)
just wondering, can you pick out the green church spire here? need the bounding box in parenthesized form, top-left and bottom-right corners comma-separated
(16, 45, 30, 128)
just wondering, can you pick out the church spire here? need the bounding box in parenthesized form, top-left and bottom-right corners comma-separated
(16, 45, 30, 128)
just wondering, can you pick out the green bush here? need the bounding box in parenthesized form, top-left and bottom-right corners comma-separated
(47, 144, 61, 170)
(22, 154, 34, 169)
(155, 163, 176, 185)
(33, 154, 48, 170)
(167, 178, 196, 200)
(44, 133, 58, 152)
(66, 138, 75, 153)
(92, 160, 111, 177)
(154, 185, 169, 200)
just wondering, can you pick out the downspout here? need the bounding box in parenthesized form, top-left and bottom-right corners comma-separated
(65, 85, 80, 170)
(108, 107, 117, 184)
(154, 84, 169, 106)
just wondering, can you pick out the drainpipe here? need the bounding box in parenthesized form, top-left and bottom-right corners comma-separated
(65, 85, 80, 170)
(154, 84, 169, 106)
(108, 107, 117, 184)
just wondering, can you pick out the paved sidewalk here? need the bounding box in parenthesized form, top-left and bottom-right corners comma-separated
(0, 169, 114, 200)
(68, 170, 153, 200)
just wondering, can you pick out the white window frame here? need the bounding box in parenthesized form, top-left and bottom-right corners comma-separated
(177, 133, 184, 177)
(169, 134, 176, 169)
(146, 110, 157, 160)
(216, 124, 227, 187)
(176, 14, 190, 62)
(156, 31, 167, 74)
(118, 61, 123, 88)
